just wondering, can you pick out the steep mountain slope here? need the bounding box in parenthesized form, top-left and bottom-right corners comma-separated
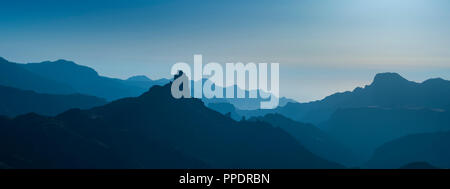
(0, 82, 342, 168)
(248, 114, 359, 166)
(0, 85, 107, 117)
(366, 131, 450, 169)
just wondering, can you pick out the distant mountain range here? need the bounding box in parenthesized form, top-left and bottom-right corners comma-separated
(0, 85, 106, 117)
(0, 57, 75, 94)
(2, 56, 450, 169)
(191, 79, 296, 111)
(210, 72, 450, 166)
(398, 162, 438, 169)
(239, 72, 450, 125)
(0, 57, 293, 111)
(0, 81, 341, 168)
(0, 57, 169, 101)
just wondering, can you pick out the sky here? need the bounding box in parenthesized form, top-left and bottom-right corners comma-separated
(1, 0, 450, 102)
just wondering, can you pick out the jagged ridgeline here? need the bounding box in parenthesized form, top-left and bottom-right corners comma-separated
(0, 80, 342, 168)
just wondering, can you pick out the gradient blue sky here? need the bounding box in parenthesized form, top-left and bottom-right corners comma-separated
(1, 0, 450, 102)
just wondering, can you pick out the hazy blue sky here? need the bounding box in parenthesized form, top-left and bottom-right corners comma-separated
(1, 0, 450, 102)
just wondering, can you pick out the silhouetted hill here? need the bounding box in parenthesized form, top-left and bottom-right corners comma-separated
(0, 82, 342, 168)
(245, 72, 450, 124)
(323, 107, 450, 161)
(0, 57, 169, 101)
(0, 57, 75, 94)
(366, 131, 450, 169)
(248, 114, 359, 166)
(0, 85, 107, 117)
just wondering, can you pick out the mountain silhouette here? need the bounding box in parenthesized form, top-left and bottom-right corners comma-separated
(323, 107, 450, 162)
(0, 81, 342, 168)
(248, 114, 359, 166)
(0, 57, 169, 101)
(124, 75, 170, 89)
(0, 57, 75, 94)
(4, 55, 448, 169)
(234, 73, 450, 165)
(366, 131, 450, 169)
(244, 72, 450, 124)
(191, 79, 295, 110)
(0, 85, 107, 117)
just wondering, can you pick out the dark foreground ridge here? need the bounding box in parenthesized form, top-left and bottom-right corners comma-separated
(0, 82, 342, 169)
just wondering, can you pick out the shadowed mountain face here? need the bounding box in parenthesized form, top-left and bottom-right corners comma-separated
(0, 82, 342, 169)
(0, 113, 207, 169)
(0, 85, 107, 117)
(248, 114, 359, 167)
(0, 57, 169, 101)
(316, 74, 450, 163)
(366, 131, 450, 169)
(323, 107, 450, 161)
(244, 72, 450, 125)
(1, 56, 289, 111)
